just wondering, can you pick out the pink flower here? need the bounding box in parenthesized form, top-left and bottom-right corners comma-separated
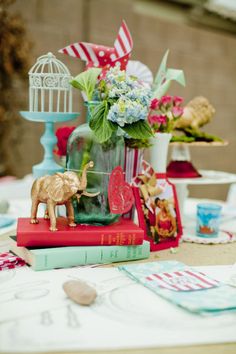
(148, 113, 167, 126)
(157, 114, 167, 124)
(173, 96, 183, 106)
(150, 98, 159, 110)
(172, 106, 184, 118)
(148, 114, 160, 125)
(160, 95, 172, 106)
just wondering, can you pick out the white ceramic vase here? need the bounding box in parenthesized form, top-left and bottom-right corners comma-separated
(149, 132, 172, 173)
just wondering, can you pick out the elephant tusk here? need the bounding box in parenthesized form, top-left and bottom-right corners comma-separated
(82, 191, 100, 198)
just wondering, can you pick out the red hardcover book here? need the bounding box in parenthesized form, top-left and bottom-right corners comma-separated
(16, 217, 144, 247)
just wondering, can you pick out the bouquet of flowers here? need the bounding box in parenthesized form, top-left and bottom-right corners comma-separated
(55, 48, 186, 160)
(148, 95, 184, 133)
(70, 66, 153, 144)
(59, 20, 186, 148)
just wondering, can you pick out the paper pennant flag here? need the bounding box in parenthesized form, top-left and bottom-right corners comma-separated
(59, 20, 133, 73)
(146, 269, 219, 292)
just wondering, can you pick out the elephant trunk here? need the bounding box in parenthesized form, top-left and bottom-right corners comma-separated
(79, 161, 94, 191)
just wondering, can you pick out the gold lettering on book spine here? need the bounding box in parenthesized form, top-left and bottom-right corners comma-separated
(130, 233, 136, 245)
(107, 234, 112, 245)
(120, 232, 125, 245)
(116, 232, 121, 245)
(99, 232, 137, 245)
(113, 234, 119, 244)
(127, 234, 132, 245)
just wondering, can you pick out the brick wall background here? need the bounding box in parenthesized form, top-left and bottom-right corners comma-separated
(8, 0, 236, 200)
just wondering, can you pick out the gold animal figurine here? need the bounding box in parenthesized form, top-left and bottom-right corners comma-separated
(174, 96, 215, 130)
(173, 96, 223, 142)
(30, 161, 99, 231)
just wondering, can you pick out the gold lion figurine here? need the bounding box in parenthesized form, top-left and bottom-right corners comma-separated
(30, 161, 99, 231)
(173, 96, 222, 142)
(175, 96, 215, 130)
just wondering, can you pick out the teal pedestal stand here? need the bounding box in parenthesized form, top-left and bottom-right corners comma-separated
(20, 111, 79, 178)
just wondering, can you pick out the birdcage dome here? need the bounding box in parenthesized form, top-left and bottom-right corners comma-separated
(29, 52, 73, 113)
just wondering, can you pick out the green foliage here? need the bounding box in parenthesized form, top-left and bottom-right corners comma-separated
(172, 128, 223, 143)
(170, 135, 195, 143)
(89, 102, 153, 143)
(124, 138, 151, 149)
(70, 68, 102, 101)
(183, 128, 223, 142)
(89, 101, 117, 143)
(122, 120, 153, 139)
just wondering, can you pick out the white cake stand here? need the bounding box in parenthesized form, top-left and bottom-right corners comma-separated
(168, 141, 231, 216)
(169, 170, 236, 218)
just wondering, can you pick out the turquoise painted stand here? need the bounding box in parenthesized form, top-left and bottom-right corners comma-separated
(20, 111, 79, 178)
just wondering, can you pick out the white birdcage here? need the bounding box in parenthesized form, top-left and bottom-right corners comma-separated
(29, 52, 72, 113)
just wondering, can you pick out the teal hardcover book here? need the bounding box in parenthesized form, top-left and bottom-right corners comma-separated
(10, 236, 150, 271)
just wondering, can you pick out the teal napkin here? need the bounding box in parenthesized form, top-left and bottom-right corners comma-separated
(119, 261, 236, 315)
(0, 216, 15, 229)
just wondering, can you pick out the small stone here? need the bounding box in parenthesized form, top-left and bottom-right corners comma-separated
(63, 280, 97, 306)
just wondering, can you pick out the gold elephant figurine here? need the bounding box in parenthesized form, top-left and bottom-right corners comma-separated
(30, 161, 99, 231)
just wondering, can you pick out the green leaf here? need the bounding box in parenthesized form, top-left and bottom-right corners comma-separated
(89, 101, 106, 130)
(70, 68, 102, 101)
(122, 121, 154, 139)
(89, 101, 117, 143)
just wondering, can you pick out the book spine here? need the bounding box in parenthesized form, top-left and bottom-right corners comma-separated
(18, 230, 144, 247)
(33, 242, 150, 271)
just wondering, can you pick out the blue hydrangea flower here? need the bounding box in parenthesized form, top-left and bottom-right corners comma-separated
(126, 87, 152, 106)
(103, 66, 152, 130)
(106, 66, 151, 98)
(107, 97, 149, 127)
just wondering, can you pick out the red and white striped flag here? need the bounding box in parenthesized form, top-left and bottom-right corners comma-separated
(146, 269, 219, 291)
(58, 20, 133, 72)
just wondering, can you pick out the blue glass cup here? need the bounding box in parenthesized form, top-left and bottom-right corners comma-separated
(196, 203, 222, 238)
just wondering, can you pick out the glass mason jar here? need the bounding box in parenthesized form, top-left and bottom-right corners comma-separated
(66, 102, 125, 225)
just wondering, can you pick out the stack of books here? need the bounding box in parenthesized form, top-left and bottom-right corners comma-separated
(10, 217, 150, 271)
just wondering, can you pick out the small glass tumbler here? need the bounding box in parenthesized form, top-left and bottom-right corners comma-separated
(196, 203, 222, 237)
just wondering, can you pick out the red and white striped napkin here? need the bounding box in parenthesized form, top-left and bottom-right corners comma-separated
(146, 269, 219, 291)
(0, 252, 26, 271)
